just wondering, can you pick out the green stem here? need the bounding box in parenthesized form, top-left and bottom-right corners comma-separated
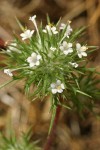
(44, 104, 62, 150)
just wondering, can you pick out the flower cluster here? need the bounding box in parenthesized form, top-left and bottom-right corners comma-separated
(43, 25, 58, 34)
(2, 14, 98, 111)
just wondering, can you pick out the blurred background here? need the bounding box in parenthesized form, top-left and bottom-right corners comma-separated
(0, 0, 100, 150)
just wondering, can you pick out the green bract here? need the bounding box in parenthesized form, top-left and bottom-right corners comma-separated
(1, 15, 100, 113)
(0, 131, 41, 150)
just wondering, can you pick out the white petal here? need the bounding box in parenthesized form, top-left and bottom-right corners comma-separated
(63, 51, 69, 55)
(60, 46, 64, 51)
(63, 41, 67, 47)
(61, 84, 65, 89)
(51, 26, 56, 32)
(20, 30, 34, 40)
(50, 47, 56, 51)
(82, 52, 87, 56)
(21, 36, 26, 40)
(31, 30, 34, 35)
(29, 15, 36, 21)
(56, 80, 61, 85)
(33, 15, 36, 19)
(68, 48, 73, 53)
(67, 25, 72, 32)
(57, 89, 63, 93)
(9, 73, 13, 77)
(76, 43, 81, 49)
(26, 30, 30, 34)
(43, 29, 47, 33)
(68, 43, 72, 48)
(27, 57, 32, 63)
(74, 63, 78, 67)
(60, 23, 66, 30)
(20, 33, 25, 37)
(78, 53, 82, 58)
(29, 63, 35, 67)
(46, 25, 51, 31)
(37, 55, 41, 60)
(35, 61, 40, 66)
(7, 50, 11, 52)
(70, 62, 78, 68)
(4, 69, 13, 77)
(29, 17, 32, 21)
(53, 31, 58, 34)
(31, 52, 37, 57)
(52, 89, 57, 94)
(51, 83, 56, 88)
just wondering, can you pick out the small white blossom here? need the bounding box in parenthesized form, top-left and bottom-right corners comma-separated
(27, 52, 41, 67)
(43, 25, 49, 33)
(65, 25, 73, 38)
(60, 23, 72, 38)
(50, 47, 56, 51)
(29, 15, 36, 22)
(29, 15, 37, 31)
(20, 30, 34, 40)
(29, 15, 40, 38)
(7, 43, 21, 53)
(43, 25, 58, 34)
(4, 69, 13, 77)
(60, 23, 66, 30)
(50, 80, 65, 94)
(51, 26, 58, 34)
(69, 62, 78, 68)
(60, 41, 73, 55)
(76, 43, 87, 58)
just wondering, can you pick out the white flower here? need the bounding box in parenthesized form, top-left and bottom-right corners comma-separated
(29, 15, 40, 38)
(60, 23, 66, 30)
(29, 15, 36, 22)
(65, 25, 72, 38)
(50, 47, 56, 51)
(27, 52, 41, 67)
(69, 62, 78, 68)
(51, 80, 65, 94)
(29, 15, 37, 31)
(51, 26, 58, 34)
(20, 30, 34, 40)
(43, 25, 49, 33)
(76, 43, 87, 58)
(4, 69, 13, 77)
(60, 41, 73, 55)
(7, 43, 21, 53)
(43, 25, 58, 34)
(60, 23, 72, 38)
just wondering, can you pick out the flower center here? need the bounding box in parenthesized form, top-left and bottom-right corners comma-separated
(32, 56, 37, 63)
(57, 85, 61, 90)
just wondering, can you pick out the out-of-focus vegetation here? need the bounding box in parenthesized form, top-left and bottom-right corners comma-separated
(0, 131, 41, 150)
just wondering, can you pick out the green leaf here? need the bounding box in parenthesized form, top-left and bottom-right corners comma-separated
(59, 103, 71, 110)
(0, 130, 41, 150)
(0, 79, 14, 89)
(76, 90, 92, 98)
(46, 14, 51, 25)
(15, 16, 25, 31)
